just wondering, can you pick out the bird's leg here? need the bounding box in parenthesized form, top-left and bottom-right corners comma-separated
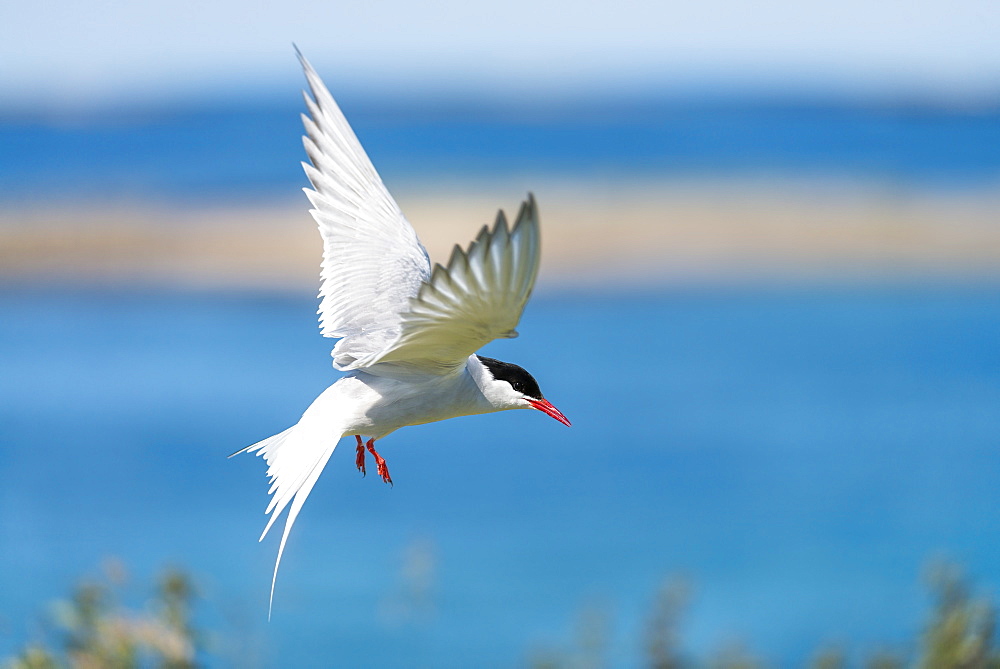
(366, 438, 392, 486)
(354, 435, 366, 476)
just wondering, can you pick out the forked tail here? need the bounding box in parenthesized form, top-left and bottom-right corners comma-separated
(231, 395, 344, 618)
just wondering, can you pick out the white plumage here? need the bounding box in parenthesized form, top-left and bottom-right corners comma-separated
(234, 50, 569, 617)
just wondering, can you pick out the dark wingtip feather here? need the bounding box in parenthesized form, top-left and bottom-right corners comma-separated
(447, 243, 465, 269)
(227, 446, 249, 459)
(513, 193, 537, 232)
(494, 208, 510, 232)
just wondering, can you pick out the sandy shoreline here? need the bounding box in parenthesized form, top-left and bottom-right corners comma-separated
(2, 181, 999, 289)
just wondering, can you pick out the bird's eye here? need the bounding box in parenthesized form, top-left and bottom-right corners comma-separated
(513, 382, 523, 392)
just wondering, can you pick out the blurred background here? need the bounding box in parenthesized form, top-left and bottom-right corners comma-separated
(2, 0, 999, 666)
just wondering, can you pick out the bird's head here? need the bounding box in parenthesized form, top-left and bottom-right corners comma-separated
(475, 355, 571, 426)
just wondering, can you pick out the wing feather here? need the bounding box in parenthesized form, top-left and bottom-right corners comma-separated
(294, 53, 542, 377)
(295, 50, 431, 364)
(359, 195, 541, 374)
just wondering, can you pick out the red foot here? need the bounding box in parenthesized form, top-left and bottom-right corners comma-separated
(366, 438, 392, 486)
(354, 435, 366, 476)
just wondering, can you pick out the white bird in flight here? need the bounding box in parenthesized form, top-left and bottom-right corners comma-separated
(233, 51, 571, 616)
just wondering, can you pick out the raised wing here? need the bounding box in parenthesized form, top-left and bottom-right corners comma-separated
(358, 195, 541, 374)
(297, 49, 431, 369)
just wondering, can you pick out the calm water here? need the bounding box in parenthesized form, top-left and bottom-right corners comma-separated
(2, 97, 1000, 202)
(2, 286, 999, 666)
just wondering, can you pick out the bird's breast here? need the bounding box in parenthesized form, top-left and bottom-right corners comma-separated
(340, 370, 491, 439)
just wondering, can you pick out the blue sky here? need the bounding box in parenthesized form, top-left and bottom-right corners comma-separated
(3, 0, 1000, 107)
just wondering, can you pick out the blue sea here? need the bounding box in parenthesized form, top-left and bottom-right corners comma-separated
(2, 286, 1000, 666)
(1, 94, 999, 203)
(2, 92, 1000, 665)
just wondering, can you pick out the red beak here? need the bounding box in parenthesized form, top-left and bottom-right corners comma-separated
(526, 398, 572, 426)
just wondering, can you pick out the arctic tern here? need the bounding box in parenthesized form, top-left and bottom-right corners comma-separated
(233, 51, 571, 615)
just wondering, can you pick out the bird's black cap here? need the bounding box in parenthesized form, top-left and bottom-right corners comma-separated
(476, 355, 544, 399)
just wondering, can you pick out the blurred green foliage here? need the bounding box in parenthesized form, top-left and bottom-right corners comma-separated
(6, 559, 1000, 668)
(918, 563, 1000, 669)
(4, 560, 201, 669)
(530, 562, 1000, 669)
